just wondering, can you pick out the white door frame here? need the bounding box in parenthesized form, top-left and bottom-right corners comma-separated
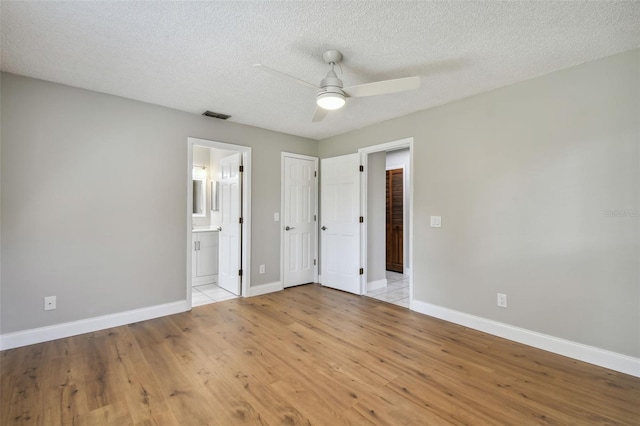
(187, 137, 252, 308)
(280, 152, 319, 288)
(359, 137, 414, 305)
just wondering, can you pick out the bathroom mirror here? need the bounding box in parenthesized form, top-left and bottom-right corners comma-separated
(192, 165, 208, 217)
(193, 176, 207, 217)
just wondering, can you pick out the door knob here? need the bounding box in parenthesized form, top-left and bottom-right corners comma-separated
(217, 226, 222, 232)
(285, 226, 295, 231)
(321, 226, 327, 231)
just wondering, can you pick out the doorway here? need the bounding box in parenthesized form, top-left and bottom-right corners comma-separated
(359, 140, 412, 309)
(187, 137, 252, 309)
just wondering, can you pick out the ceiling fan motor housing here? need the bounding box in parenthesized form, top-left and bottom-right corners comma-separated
(320, 68, 344, 92)
(317, 67, 346, 109)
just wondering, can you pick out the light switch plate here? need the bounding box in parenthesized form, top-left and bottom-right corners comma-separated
(430, 216, 442, 227)
(274, 213, 279, 222)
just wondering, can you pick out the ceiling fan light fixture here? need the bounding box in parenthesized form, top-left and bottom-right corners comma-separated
(317, 92, 345, 110)
(254, 50, 420, 122)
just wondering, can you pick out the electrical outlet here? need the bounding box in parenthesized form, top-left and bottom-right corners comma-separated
(274, 213, 279, 222)
(44, 296, 57, 311)
(497, 293, 507, 308)
(259, 264, 266, 274)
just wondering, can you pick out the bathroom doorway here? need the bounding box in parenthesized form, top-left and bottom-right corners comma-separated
(187, 137, 252, 308)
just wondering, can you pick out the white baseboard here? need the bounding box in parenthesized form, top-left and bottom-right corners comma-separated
(246, 281, 283, 297)
(367, 278, 387, 292)
(192, 274, 217, 286)
(0, 300, 189, 351)
(410, 299, 640, 378)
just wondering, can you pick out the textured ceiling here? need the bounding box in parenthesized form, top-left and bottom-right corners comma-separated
(2, 1, 639, 140)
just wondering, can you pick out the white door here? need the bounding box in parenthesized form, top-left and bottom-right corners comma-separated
(283, 155, 317, 288)
(320, 153, 362, 294)
(218, 153, 242, 295)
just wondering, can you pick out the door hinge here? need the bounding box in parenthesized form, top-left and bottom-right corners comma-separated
(314, 214, 317, 222)
(239, 217, 243, 224)
(239, 165, 244, 173)
(314, 259, 317, 266)
(314, 170, 317, 177)
(359, 216, 364, 223)
(239, 269, 243, 276)
(359, 268, 364, 275)
(359, 165, 364, 172)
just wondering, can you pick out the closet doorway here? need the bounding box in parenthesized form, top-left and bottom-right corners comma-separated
(386, 168, 404, 273)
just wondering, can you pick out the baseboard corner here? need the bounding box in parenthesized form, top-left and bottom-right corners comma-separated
(366, 278, 387, 292)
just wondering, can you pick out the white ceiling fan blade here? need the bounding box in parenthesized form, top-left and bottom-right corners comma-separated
(253, 64, 319, 89)
(312, 106, 328, 122)
(343, 76, 420, 98)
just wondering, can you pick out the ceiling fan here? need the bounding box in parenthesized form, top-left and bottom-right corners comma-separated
(254, 50, 421, 122)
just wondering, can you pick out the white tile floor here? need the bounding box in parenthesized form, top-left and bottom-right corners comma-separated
(366, 271, 410, 308)
(192, 283, 238, 307)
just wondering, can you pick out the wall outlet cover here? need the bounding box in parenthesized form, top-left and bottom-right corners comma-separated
(44, 296, 57, 311)
(497, 293, 507, 308)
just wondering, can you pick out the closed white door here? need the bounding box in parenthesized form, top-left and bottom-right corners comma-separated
(283, 155, 317, 288)
(218, 153, 242, 295)
(320, 153, 362, 294)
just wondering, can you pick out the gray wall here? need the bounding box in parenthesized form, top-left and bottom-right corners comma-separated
(0, 73, 316, 333)
(319, 50, 640, 357)
(367, 151, 386, 283)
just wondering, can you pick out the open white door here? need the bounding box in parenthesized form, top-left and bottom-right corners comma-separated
(218, 153, 242, 295)
(283, 154, 317, 287)
(320, 153, 362, 294)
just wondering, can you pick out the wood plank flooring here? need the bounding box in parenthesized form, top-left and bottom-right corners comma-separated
(2, 284, 639, 425)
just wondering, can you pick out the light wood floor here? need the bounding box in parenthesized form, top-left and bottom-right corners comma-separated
(2, 284, 639, 425)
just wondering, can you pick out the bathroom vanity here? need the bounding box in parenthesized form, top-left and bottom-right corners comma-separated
(192, 228, 219, 286)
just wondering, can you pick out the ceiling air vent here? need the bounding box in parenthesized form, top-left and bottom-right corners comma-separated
(202, 111, 231, 120)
